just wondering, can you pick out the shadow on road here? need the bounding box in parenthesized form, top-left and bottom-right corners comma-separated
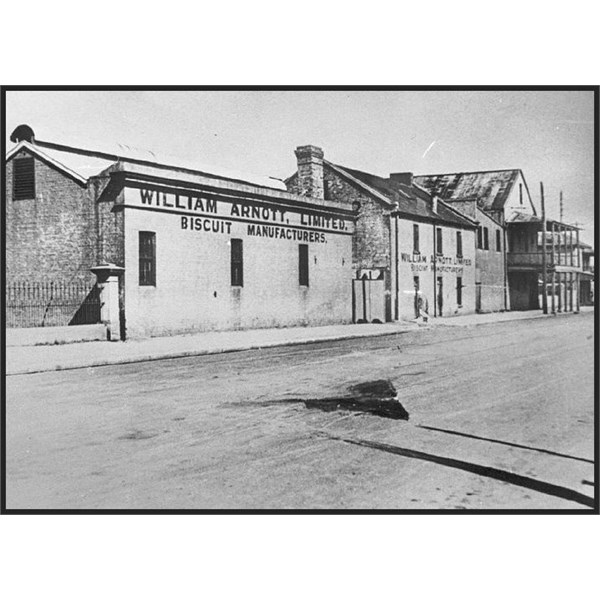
(325, 434, 595, 509)
(416, 425, 594, 464)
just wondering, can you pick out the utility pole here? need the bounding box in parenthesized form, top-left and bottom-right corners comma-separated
(559, 190, 564, 223)
(551, 221, 556, 314)
(541, 182, 548, 314)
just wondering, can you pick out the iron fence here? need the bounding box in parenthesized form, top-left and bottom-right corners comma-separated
(6, 280, 101, 328)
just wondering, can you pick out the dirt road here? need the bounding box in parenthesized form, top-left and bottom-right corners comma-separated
(5, 312, 595, 510)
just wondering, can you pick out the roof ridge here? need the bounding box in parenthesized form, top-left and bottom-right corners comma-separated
(415, 168, 521, 177)
(5, 141, 89, 185)
(324, 161, 394, 207)
(438, 199, 479, 226)
(16, 139, 286, 192)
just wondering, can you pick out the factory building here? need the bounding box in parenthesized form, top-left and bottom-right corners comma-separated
(5, 126, 354, 339)
(9, 125, 575, 344)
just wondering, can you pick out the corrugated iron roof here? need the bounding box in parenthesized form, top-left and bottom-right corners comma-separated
(333, 164, 475, 228)
(414, 169, 521, 211)
(507, 213, 541, 223)
(7, 138, 287, 191)
(33, 144, 117, 179)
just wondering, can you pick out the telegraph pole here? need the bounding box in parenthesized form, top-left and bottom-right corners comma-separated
(541, 182, 548, 314)
(559, 190, 564, 222)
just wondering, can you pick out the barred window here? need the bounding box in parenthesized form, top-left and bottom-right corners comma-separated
(13, 157, 36, 200)
(139, 231, 156, 286)
(299, 244, 309, 286)
(231, 239, 243, 287)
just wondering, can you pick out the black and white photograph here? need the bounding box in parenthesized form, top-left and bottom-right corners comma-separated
(1, 2, 599, 598)
(2, 88, 596, 513)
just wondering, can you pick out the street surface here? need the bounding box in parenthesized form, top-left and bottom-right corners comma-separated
(5, 311, 595, 510)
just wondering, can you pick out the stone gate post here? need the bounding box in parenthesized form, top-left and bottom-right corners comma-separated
(91, 263, 125, 341)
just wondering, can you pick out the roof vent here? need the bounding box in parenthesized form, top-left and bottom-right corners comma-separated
(10, 124, 35, 144)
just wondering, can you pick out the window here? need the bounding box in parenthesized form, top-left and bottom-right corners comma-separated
(436, 227, 443, 255)
(139, 231, 156, 286)
(13, 157, 35, 200)
(483, 227, 489, 250)
(477, 226, 483, 249)
(413, 224, 420, 253)
(299, 244, 309, 286)
(496, 229, 502, 252)
(456, 231, 463, 257)
(456, 277, 463, 306)
(231, 239, 243, 286)
(413, 276, 420, 291)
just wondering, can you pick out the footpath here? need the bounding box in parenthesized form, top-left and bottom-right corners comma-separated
(6, 308, 591, 376)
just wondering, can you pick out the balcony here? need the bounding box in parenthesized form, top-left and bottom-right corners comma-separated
(507, 252, 581, 270)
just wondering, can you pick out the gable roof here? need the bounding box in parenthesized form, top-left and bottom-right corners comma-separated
(414, 169, 526, 212)
(5, 141, 114, 185)
(6, 135, 287, 191)
(329, 163, 476, 228)
(324, 161, 395, 207)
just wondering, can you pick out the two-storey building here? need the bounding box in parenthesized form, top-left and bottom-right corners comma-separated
(414, 169, 535, 313)
(507, 213, 582, 312)
(286, 147, 478, 322)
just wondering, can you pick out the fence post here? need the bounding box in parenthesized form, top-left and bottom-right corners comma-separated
(91, 263, 125, 341)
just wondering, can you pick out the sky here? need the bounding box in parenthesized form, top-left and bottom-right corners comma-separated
(5, 89, 596, 244)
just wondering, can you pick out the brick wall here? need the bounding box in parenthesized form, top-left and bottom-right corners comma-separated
(92, 176, 125, 266)
(288, 167, 392, 320)
(5, 151, 126, 328)
(6, 150, 98, 287)
(288, 168, 391, 273)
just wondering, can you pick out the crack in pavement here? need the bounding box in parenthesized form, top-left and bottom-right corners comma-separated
(416, 425, 594, 464)
(321, 434, 595, 509)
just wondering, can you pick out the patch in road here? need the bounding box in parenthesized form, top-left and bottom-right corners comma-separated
(226, 379, 410, 420)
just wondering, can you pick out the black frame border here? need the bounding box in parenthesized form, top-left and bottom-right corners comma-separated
(1, 84, 598, 516)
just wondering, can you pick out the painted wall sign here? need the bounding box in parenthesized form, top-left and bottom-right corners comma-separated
(400, 252, 473, 273)
(124, 188, 352, 237)
(180, 216, 328, 243)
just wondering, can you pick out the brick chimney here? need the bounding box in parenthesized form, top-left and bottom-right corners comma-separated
(295, 145, 324, 200)
(390, 172, 413, 186)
